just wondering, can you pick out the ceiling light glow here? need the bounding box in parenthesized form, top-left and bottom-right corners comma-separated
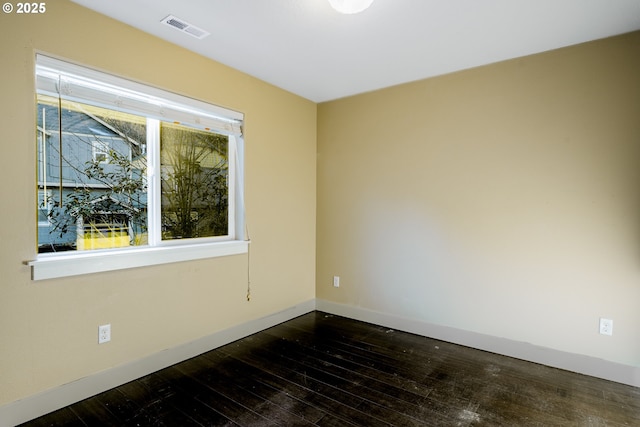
(327, 0, 374, 14)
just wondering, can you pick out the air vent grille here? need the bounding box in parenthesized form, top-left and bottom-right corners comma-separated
(161, 15, 210, 40)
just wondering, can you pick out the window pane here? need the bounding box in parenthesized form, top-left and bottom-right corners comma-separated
(160, 122, 229, 240)
(36, 95, 148, 253)
(37, 190, 51, 225)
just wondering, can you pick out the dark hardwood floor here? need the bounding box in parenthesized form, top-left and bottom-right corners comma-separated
(19, 311, 640, 426)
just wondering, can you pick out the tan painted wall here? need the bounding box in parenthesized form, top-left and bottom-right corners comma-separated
(317, 32, 640, 368)
(0, 1, 316, 405)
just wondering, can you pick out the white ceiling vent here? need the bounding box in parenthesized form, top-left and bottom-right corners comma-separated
(161, 15, 210, 39)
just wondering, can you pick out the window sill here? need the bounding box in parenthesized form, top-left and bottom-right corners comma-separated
(27, 240, 249, 281)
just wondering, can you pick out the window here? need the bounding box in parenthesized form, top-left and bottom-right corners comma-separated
(37, 189, 52, 227)
(30, 55, 247, 280)
(91, 139, 111, 164)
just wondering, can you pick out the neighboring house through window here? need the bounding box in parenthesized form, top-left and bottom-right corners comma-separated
(31, 55, 247, 280)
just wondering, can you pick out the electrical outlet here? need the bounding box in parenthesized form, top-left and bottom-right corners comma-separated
(599, 318, 613, 336)
(333, 276, 340, 287)
(98, 324, 111, 344)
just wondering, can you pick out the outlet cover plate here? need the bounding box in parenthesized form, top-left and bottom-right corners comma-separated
(98, 324, 111, 344)
(599, 318, 613, 336)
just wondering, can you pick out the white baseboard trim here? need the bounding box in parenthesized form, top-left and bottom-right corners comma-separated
(1, 299, 316, 427)
(316, 299, 640, 388)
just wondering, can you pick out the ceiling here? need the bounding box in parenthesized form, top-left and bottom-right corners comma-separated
(71, 0, 640, 103)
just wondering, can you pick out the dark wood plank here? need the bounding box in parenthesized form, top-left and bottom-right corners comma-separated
(218, 332, 440, 426)
(91, 387, 139, 424)
(201, 351, 351, 424)
(142, 370, 238, 426)
(218, 341, 396, 426)
(162, 360, 314, 427)
(68, 395, 122, 426)
(175, 353, 325, 424)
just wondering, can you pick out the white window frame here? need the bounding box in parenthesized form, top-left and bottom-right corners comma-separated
(29, 55, 247, 281)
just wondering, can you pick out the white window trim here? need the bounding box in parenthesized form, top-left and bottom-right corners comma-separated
(28, 241, 249, 281)
(29, 55, 248, 281)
